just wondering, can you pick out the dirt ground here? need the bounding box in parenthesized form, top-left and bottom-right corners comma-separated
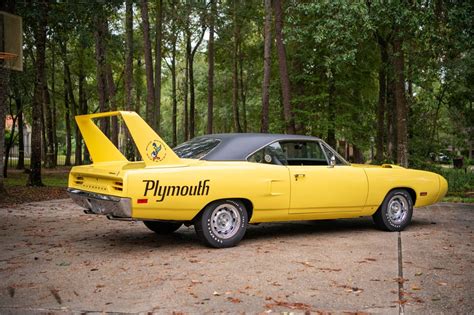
(0, 200, 472, 314)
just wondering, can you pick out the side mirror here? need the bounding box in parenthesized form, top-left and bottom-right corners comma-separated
(329, 155, 336, 168)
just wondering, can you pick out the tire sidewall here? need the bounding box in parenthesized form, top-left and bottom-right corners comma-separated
(381, 189, 413, 231)
(198, 199, 248, 248)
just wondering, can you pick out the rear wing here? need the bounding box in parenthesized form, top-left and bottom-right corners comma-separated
(75, 111, 183, 167)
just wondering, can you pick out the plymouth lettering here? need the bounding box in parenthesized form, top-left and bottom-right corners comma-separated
(143, 180, 210, 202)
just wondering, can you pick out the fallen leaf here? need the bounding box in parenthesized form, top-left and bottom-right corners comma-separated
(319, 267, 341, 272)
(227, 297, 241, 303)
(394, 277, 407, 284)
(298, 261, 314, 267)
(266, 299, 312, 311)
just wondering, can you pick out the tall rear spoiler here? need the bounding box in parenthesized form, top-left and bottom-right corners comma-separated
(75, 111, 183, 167)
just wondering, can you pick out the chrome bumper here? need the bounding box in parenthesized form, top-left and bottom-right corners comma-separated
(67, 188, 132, 218)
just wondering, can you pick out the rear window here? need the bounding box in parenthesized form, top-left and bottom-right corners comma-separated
(173, 137, 221, 159)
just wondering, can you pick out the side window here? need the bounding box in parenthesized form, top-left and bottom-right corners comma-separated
(280, 141, 328, 166)
(248, 142, 287, 165)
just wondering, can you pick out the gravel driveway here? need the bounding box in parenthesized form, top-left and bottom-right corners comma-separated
(0, 200, 472, 314)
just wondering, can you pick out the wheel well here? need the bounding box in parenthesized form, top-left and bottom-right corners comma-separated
(193, 198, 254, 222)
(389, 187, 417, 205)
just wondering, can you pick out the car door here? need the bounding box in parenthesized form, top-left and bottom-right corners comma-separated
(281, 140, 368, 214)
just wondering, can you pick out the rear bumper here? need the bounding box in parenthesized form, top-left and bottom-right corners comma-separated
(67, 188, 132, 218)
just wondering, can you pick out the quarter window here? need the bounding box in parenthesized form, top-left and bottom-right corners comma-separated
(248, 142, 287, 165)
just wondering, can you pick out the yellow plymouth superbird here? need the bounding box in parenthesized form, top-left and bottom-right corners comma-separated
(68, 111, 448, 248)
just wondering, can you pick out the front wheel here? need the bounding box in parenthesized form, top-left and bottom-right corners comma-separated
(143, 221, 182, 234)
(373, 189, 413, 231)
(194, 200, 248, 248)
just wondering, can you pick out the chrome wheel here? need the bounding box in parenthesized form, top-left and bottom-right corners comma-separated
(373, 189, 413, 232)
(387, 195, 408, 225)
(195, 199, 248, 248)
(210, 203, 241, 239)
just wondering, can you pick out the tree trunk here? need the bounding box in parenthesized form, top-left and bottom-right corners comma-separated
(207, 0, 216, 134)
(134, 56, 142, 159)
(28, 0, 48, 186)
(188, 33, 205, 139)
(184, 34, 190, 141)
(273, 0, 294, 134)
(0, 67, 7, 193)
(171, 35, 177, 147)
(125, 0, 134, 160)
(43, 82, 55, 168)
(106, 64, 118, 146)
(41, 89, 46, 165)
(10, 75, 24, 170)
(16, 88, 24, 170)
(239, 42, 247, 132)
(393, 37, 408, 167)
(189, 26, 205, 139)
(94, 14, 109, 136)
(154, 0, 163, 132)
(232, 1, 242, 133)
(64, 70, 71, 166)
(261, 0, 272, 133)
(386, 69, 397, 162)
(60, 41, 79, 165)
(51, 47, 58, 166)
(77, 43, 87, 165)
(376, 37, 388, 162)
(79, 51, 90, 164)
(140, 0, 156, 129)
(327, 75, 336, 148)
(4, 103, 17, 177)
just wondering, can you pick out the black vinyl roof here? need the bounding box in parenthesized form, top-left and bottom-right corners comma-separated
(197, 133, 321, 161)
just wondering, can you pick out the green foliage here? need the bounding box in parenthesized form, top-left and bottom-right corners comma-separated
(439, 168, 474, 195)
(9, 0, 473, 170)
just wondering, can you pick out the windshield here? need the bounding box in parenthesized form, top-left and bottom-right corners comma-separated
(173, 137, 221, 159)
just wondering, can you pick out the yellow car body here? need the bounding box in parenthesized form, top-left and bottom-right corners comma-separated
(68, 111, 448, 247)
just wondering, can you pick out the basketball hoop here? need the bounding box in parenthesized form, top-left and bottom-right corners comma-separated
(0, 11, 23, 71)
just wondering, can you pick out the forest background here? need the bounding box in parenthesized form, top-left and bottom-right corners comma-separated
(0, 0, 472, 197)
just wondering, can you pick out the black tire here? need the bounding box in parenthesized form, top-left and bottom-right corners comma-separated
(373, 189, 413, 231)
(143, 221, 182, 234)
(194, 199, 248, 248)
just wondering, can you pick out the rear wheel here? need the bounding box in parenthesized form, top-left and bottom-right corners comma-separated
(373, 189, 413, 231)
(143, 221, 182, 234)
(194, 200, 248, 248)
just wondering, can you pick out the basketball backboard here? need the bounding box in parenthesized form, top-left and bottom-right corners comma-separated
(0, 11, 22, 71)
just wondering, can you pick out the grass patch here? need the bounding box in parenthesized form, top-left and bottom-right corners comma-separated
(438, 168, 473, 196)
(4, 167, 70, 187)
(443, 196, 474, 203)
